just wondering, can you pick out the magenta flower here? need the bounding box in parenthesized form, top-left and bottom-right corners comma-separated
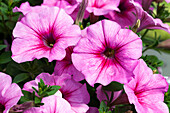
(106, 0, 170, 33)
(0, 72, 23, 113)
(12, 6, 81, 63)
(13, 2, 38, 15)
(136, 7, 170, 33)
(24, 95, 74, 113)
(86, 0, 120, 15)
(54, 46, 85, 81)
(105, 0, 137, 28)
(124, 59, 169, 113)
(42, 0, 89, 20)
(72, 20, 142, 86)
(23, 73, 90, 113)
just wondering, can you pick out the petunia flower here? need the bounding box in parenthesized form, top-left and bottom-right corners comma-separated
(106, 0, 170, 33)
(23, 73, 90, 113)
(72, 19, 142, 86)
(135, 5, 170, 33)
(54, 46, 85, 81)
(124, 59, 169, 113)
(13, 2, 39, 15)
(42, 0, 89, 20)
(24, 95, 74, 113)
(86, 0, 120, 16)
(105, 0, 137, 28)
(0, 72, 23, 113)
(12, 6, 81, 63)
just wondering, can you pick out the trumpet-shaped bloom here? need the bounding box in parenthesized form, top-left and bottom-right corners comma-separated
(54, 46, 85, 81)
(0, 72, 23, 113)
(124, 59, 169, 113)
(72, 20, 142, 86)
(106, 0, 170, 33)
(86, 0, 120, 15)
(42, 0, 89, 20)
(24, 95, 74, 113)
(12, 6, 81, 63)
(23, 73, 90, 113)
(43, 0, 79, 14)
(105, 0, 137, 28)
(135, 6, 170, 33)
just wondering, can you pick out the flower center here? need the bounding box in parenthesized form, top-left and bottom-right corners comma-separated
(42, 32, 56, 48)
(0, 103, 5, 113)
(103, 48, 115, 58)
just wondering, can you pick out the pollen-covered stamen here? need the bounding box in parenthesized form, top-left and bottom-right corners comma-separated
(0, 103, 5, 112)
(42, 32, 56, 48)
(103, 47, 115, 58)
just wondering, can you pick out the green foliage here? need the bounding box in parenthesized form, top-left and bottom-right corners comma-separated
(19, 90, 35, 103)
(141, 55, 164, 73)
(102, 82, 123, 92)
(33, 78, 61, 98)
(13, 73, 30, 83)
(98, 101, 112, 113)
(20, 79, 60, 106)
(164, 85, 170, 110)
(0, 44, 7, 50)
(0, 51, 12, 64)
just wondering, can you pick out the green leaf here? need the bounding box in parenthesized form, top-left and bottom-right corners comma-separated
(98, 101, 112, 113)
(19, 90, 34, 103)
(141, 55, 164, 70)
(102, 81, 123, 92)
(6, 61, 25, 77)
(46, 85, 61, 96)
(34, 96, 41, 104)
(32, 87, 38, 94)
(13, 73, 30, 83)
(98, 101, 107, 113)
(0, 51, 12, 64)
(0, 45, 7, 50)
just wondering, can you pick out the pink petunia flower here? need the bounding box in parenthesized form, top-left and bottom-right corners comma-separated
(54, 46, 85, 81)
(106, 0, 170, 33)
(124, 59, 169, 113)
(23, 73, 90, 113)
(24, 95, 74, 113)
(42, 0, 89, 20)
(86, 0, 120, 15)
(135, 6, 170, 33)
(105, 0, 137, 28)
(13, 2, 39, 15)
(72, 19, 142, 86)
(0, 72, 23, 113)
(12, 6, 81, 63)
